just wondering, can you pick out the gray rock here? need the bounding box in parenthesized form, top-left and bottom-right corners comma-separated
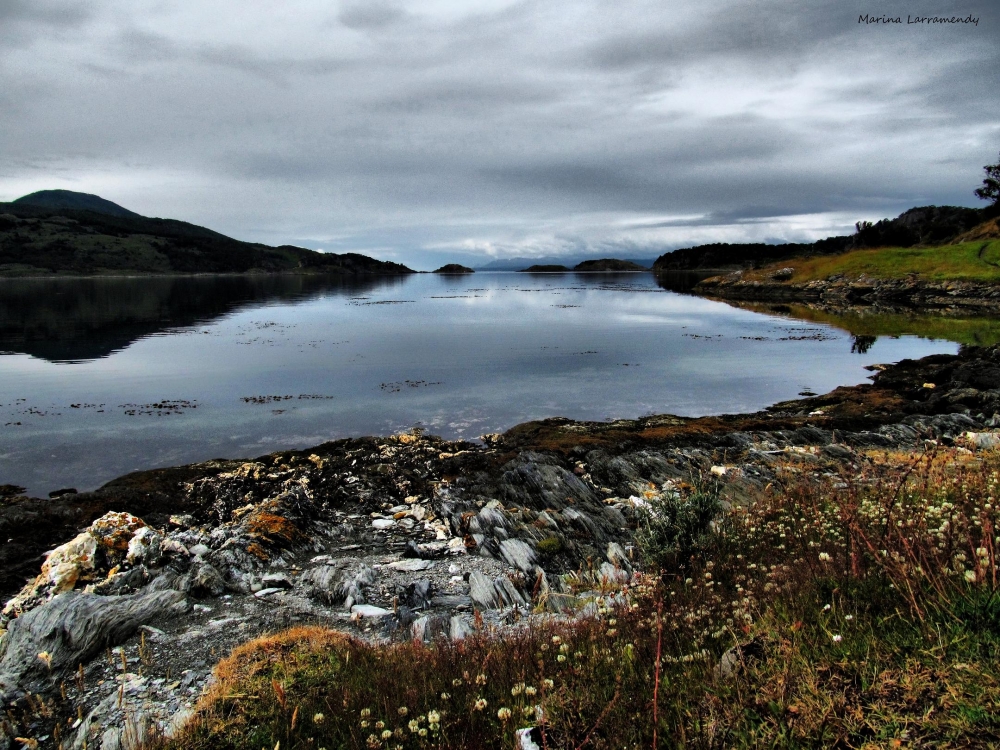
(450, 615, 474, 641)
(403, 579, 434, 610)
(0, 590, 187, 701)
(430, 594, 472, 609)
(494, 575, 526, 607)
(499, 539, 537, 573)
(253, 587, 284, 598)
(300, 561, 375, 606)
(606, 542, 631, 571)
(387, 559, 435, 572)
(599, 561, 628, 584)
(411, 613, 449, 642)
(543, 592, 582, 613)
(350, 604, 392, 619)
(468, 570, 498, 610)
(261, 573, 293, 589)
(183, 562, 226, 597)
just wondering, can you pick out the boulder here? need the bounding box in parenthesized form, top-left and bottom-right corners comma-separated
(499, 539, 537, 573)
(468, 571, 498, 610)
(126, 527, 163, 567)
(301, 561, 375, 607)
(0, 590, 188, 701)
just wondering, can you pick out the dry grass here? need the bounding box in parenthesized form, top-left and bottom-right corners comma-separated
(156, 448, 1000, 749)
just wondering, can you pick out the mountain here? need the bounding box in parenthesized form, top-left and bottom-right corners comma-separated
(0, 190, 414, 277)
(573, 258, 648, 271)
(12, 190, 142, 219)
(477, 255, 657, 271)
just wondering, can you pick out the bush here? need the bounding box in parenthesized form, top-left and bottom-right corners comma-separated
(634, 486, 722, 572)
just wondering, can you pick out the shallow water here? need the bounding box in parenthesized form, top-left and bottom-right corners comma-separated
(0, 272, 956, 496)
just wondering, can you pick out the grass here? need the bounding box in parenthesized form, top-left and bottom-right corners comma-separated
(744, 240, 1000, 284)
(148, 447, 1000, 749)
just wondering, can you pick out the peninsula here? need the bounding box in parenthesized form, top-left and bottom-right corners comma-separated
(0, 190, 414, 277)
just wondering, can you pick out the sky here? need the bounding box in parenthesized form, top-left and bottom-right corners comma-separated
(1, 0, 997, 270)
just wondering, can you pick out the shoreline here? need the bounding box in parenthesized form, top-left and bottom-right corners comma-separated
(693, 271, 1000, 311)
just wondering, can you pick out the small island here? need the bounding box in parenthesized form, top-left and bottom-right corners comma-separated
(431, 264, 474, 274)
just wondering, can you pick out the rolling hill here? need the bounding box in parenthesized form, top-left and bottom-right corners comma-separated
(0, 190, 413, 277)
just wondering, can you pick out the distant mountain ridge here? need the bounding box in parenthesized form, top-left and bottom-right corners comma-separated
(0, 190, 413, 277)
(476, 255, 657, 271)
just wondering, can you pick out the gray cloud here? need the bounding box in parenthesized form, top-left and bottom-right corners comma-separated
(0, 0, 997, 269)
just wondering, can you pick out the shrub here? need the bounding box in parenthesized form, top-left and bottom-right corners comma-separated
(634, 485, 722, 572)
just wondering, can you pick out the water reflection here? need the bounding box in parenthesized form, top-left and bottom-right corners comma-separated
(0, 274, 407, 363)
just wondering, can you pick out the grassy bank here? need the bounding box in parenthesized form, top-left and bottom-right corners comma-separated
(159, 447, 1000, 749)
(742, 240, 1000, 284)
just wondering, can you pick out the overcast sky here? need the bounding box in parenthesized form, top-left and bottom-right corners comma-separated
(1, 0, 997, 269)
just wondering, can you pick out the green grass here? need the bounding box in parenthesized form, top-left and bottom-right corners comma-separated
(139, 448, 1000, 749)
(760, 240, 1000, 283)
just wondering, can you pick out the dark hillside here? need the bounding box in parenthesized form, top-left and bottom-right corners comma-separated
(0, 199, 413, 276)
(654, 205, 990, 272)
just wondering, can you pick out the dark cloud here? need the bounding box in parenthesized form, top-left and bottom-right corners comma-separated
(338, 2, 406, 30)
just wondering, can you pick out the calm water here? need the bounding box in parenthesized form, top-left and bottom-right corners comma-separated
(0, 272, 957, 497)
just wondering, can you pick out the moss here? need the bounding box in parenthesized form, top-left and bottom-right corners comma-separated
(536, 535, 563, 556)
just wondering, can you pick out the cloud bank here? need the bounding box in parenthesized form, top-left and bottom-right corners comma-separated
(1, 0, 997, 268)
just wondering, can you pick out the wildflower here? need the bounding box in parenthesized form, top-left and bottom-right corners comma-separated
(844, 614, 854, 621)
(452, 678, 463, 687)
(551, 635, 562, 644)
(832, 634, 842, 643)
(823, 604, 831, 612)
(375, 721, 385, 730)
(440, 692, 450, 701)
(366, 735, 380, 749)
(497, 707, 512, 721)
(476, 673, 488, 685)
(543, 679, 554, 689)
(511, 684, 524, 696)
(818, 552, 831, 562)
(607, 629, 618, 637)
(428, 710, 440, 724)
(313, 713, 326, 725)
(965, 570, 977, 583)
(381, 730, 392, 740)
(361, 708, 372, 719)
(408, 720, 419, 733)
(419, 729, 427, 737)
(559, 644, 569, 653)
(474, 698, 488, 711)
(557, 655, 567, 662)
(525, 686, 537, 696)
(397, 706, 408, 716)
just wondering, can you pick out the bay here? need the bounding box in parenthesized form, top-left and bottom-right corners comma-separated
(0, 272, 957, 496)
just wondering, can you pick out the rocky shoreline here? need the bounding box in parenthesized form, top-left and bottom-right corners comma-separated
(4, 344, 1000, 749)
(695, 271, 1000, 311)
